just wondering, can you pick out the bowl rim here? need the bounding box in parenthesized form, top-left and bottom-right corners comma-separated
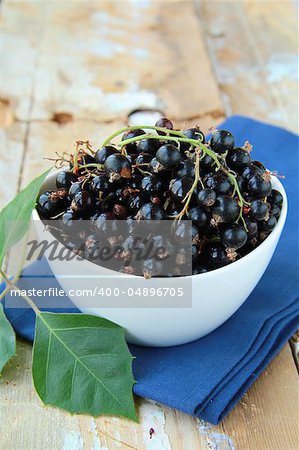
(31, 169, 288, 280)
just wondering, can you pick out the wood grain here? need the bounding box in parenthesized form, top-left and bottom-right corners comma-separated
(0, 0, 298, 449)
(199, 0, 298, 132)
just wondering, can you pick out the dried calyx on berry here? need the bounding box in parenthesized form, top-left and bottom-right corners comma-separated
(37, 119, 283, 276)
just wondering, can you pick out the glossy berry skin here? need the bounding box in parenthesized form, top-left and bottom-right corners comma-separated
(188, 207, 208, 229)
(37, 190, 68, 219)
(128, 194, 144, 214)
(176, 160, 195, 178)
(250, 200, 269, 221)
(142, 258, 163, 278)
(104, 154, 132, 182)
(210, 130, 235, 154)
(156, 144, 181, 169)
(135, 153, 153, 165)
(69, 181, 82, 199)
(204, 172, 233, 196)
(252, 160, 266, 171)
(259, 215, 277, 232)
(197, 188, 217, 207)
(247, 174, 271, 198)
(90, 175, 110, 198)
(141, 175, 164, 199)
(71, 190, 94, 214)
(212, 195, 240, 223)
(56, 171, 78, 190)
(155, 117, 173, 135)
(205, 243, 232, 269)
(200, 154, 217, 174)
(270, 204, 281, 219)
(221, 224, 247, 250)
(241, 163, 263, 181)
(138, 139, 160, 155)
(180, 128, 205, 152)
(61, 209, 83, 234)
(94, 145, 118, 164)
(136, 202, 166, 220)
(170, 177, 194, 203)
(226, 148, 251, 172)
(244, 217, 259, 239)
(184, 127, 205, 143)
(268, 189, 283, 207)
(121, 129, 145, 153)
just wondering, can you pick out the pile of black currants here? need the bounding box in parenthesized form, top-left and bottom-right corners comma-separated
(37, 118, 283, 277)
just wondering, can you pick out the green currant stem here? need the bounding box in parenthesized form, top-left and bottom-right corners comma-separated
(175, 150, 201, 221)
(77, 163, 104, 170)
(101, 125, 188, 148)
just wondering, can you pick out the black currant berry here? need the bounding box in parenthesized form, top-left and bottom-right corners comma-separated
(138, 139, 160, 155)
(226, 148, 251, 172)
(197, 188, 217, 207)
(71, 190, 94, 214)
(155, 117, 174, 135)
(94, 145, 118, 164)
(210, 130, 235, 154)
(250, 200, 269, 221)
(104, 154, 132, 182)
(221, 224, 247, 250)
(141, 175, 164, 199)
(205, 243, 233, 269)
(136, 202, 166, 220)
(270, 204, 281, 219)
(56, 171, 78, 190)
(121, 129, 145, 153)
(247, 174, 272, 198)
(244, 216, 259, 240)
(180, 127, 205, 152)
(268, 189, 283, 207)
(170, 177, 194, 203)
(37, 190, 68, 219)
(142, 258, 163, 279)
(204, 172, 233, 196)
(212, 195, 240, 224)
(188, 207, 208, 229)
(259, 215, 277, 232)
(241, 163, 264, 181)
(135, 153, 153, 165)
(128, 194, 143, 214)
(90, 175, 110, 198)
(156, 144, 181, 169)
(176, 160, 195, 178)
(69, 181, 82, 199)
(61, 209, 83, 234)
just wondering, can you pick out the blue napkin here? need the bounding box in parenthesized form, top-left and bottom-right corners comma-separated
(1, 116, 299, 424)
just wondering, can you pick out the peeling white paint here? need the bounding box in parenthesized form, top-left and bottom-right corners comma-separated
(266, 53, 298, 83)
(140, 402, 171, 450)
(196, 419, 235, 450)
(114, 430, 122, 448)
(63, 431, 84, 450)
(90, 418, 109, 450)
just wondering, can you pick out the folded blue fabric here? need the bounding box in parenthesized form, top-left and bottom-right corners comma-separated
(1, 116, 299, 424)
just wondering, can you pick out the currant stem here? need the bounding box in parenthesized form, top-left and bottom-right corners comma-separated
(101, 125, 188, 148)
(175, 150, 201, 221)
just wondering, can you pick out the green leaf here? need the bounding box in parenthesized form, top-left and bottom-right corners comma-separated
(0, 303, 16, 373)
(0, 168, 52, 267)
(32, 312, 137, 421)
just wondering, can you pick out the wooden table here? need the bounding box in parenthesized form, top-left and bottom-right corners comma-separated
(0, 1, 298, 449)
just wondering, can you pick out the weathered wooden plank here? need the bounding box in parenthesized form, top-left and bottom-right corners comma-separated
(199, 0, 298, 132)
(4, 0, 222, 122)
(222, 344, 299, 450)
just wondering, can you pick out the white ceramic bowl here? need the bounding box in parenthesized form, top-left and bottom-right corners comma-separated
(32, 171, 287, 347)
